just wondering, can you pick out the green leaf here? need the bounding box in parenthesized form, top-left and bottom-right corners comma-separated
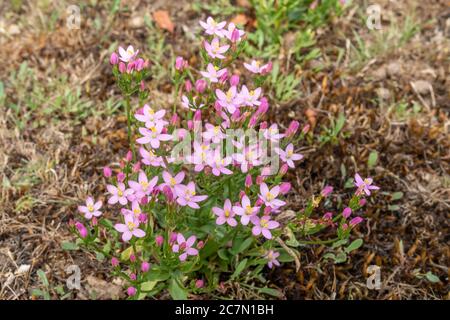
(168, 279, 187, 300)
(391, 192, 404, 201)
(37, 269, 49, 287)
(259, 287, 282, 298)
(120, 245, 142, 261)
(231, 259, 248, 280)
(345, 239, 363, 253)
(217, 249, 229, 261)
(332, 239, 348, 248)
(138, 281, 158, 299)
(61, 242, 79, 251)
(233, 237, 254, 254)
(96, 252, 105, 261)
(367, 150, 378, 169)
(425, 272, 440, 283)
(388, 204, 401, 211)
(335, 252, 347, 263)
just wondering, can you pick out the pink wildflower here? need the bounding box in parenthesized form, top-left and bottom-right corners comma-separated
(354, 173, 380, 196)
(199, 17, 226, 37)
(275, 143, 303, 168)
(204, 38, 229, 59)
(232, 195, 260, 225)
(118, 45, 138, 63)
(128, 171, 158, 200)
(264, 250, 280, 269)
(200, 63, 227, 83)
(213, 199, 238, 227)
(78, 197, 102, 220)
(259, 183, 286, 208)
(238, 85, 261, 107)
(134, 104, 167, 128)
(172, 233, 199, 261)
(114, 213, 145, 242)
(251, 216, 280, 240)
(161, 171, 185, 192)
(107, 182, 134, 205)
(174, 182, 208, 209)
(136, 122, 172, 149)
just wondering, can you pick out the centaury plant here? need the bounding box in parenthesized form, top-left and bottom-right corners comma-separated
(70, 17, 379, 300)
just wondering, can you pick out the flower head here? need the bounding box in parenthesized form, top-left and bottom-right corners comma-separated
(213, 199, 237, 227)
(232, 195, 260, 225)
(264, 250, 280, 269)
(128, 171, 158, 200)
(78, 197, 102, 220)
(135, 104, 167, 128)
(136, 122, 172, 149)
(354, 173, 379, 196)
(259, 183, 286, 208)
(275, 143, 303, 168)
(118, 45, 138, 63)
(199, 17, 226, 37)
(174, 182, 208, 209)
(204, 38, 229, 59)
(252, 215, 280, 239)
(107, 182, 134, 206)
(172, 233, 199, 261)
(114, 213, 145, 242)
(200, 63, 227, 83)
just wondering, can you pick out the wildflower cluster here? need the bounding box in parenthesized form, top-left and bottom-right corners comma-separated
(70, 17, 379, 299)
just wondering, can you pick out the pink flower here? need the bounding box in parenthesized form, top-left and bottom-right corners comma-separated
(279, 182, 291, 194)
(208, 149, 233, 176)
(121, 200, 143, 219)
(204, 38, 229, 59)
(199, 17, 226, 37)
(175, 56, 187, 71)
(263, 123, 285, 141)
(172, 233, 199, 261)
(243, 60, 272, 74)
(232, 195, 260, 225)
(285, 120, 299, 137)
(213, 199, 238, 227)
(275, 143, 303, 168)
(216, 86, 241, 113)
(223, 22, 245, 41)
(128, 171, 158, 200)
(232, 144, 261, 173)
(195, 279, 204, 288)
(111, 257, 119, 267)
(118, 45, 138, 62)
(251, 216, 280, 239)
(75, 221, 88, 238)
(195, 79, 207, 93)
(136, 122, 172, 149)
(174, 182, 208, 209)
(139, 147, 162, 167)
(189, 141, 211, 172)
(78, 197, 102, 220)
(238, 85, 261, 107)
(203, 123, 226, 143)
(155, 235, 164, 246)
(354, 173, 380, 196)
(264, 250, 280, 269)
(134, 104, 167, 128)
(200, 63, 227, 83)
(114, 213, 145, 242)
(107, 182, 134, 205)
(259, 183, 286, 208)
(103, 166, 112, 178)
(161, 171, 185, 192)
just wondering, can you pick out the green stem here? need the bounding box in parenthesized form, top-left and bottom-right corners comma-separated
(125, 95, 135, 159)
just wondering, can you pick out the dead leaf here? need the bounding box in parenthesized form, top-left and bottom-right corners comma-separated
(86, 276, 125, 300)
(152, 10, 174, 33)
(231, 14, 249, 26)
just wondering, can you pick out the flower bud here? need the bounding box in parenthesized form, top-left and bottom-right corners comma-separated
(285, 120, 300, 138)
(231, 109, 240, 121)
(231, 28, 240, 43)
(138, 213, 147, 223)
(187, 120, 194, 130)
(103, 166, 112, 178)
(130, 273, 137, 281)
(260, 61, 273, 75)
(117, 172, 125, 182)
(256, 199, 264, 206)
(127, 287, 136, 296)
(279, 164, 289, 176)
(350, 217, 363, 226)
(170, 114, 179, 126)
(118, 62, 126, 73)
(132, 161, 141, 173)
(169, 232, 177, 245)
(125, 150, 133, 162)
(175, 56, 186, 71)
(111, 257, 119, 267)
(130, 254, 136, 263)
(229, 74, 240, 86)
(359, 198, 367, 206)
(185, 80, 192, 92)
(321, 185, 333, 197)
(75, 222, 87, 238)
(257, 97, 269, 115)
(197, 241, 205, 249)
(195, 79, 207, 93)
(264, 206, 272, 215)
(195, 279, 204, 288)
(342, 207, 352, 219)
(140, 196, 149, 205)
(245, 175, 252, 188)
(110, 52, 118, 65)
(91, 217, 98, 227)
(135, 58, 144, 71)
(155, 235, 164, 247)
(141, 261, 150, 273)
(260, 121, 268, 129)
(323, 212, 333, 220)
(194, 110, 202, 122)
(140, 80, 145, 91)
(280, 182, 291, 194)
(163, 186, 174, 202)
(302, 124, 310, 134)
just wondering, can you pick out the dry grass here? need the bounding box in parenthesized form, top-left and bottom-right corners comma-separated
(0, 0, 448, 299)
